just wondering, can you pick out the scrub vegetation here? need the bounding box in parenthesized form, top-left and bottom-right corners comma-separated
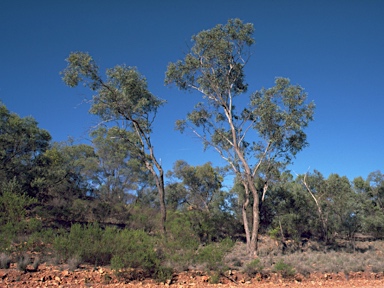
(1, 19, 383, 283)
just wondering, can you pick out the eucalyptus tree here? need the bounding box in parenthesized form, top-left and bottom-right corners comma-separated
(165, 19, 315, 255)
(61, 53, 167, 235)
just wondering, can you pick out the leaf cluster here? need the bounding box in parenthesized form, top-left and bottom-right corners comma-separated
(165, 18, 253, 100)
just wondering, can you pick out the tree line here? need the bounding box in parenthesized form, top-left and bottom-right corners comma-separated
(1, 20, 383, 261)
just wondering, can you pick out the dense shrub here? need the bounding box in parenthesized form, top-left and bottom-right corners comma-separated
(127, 205, 160, 232)
(54, 223, 115, 265)
(110, 229, 158, 272)
(0, 179, 42, 251)
(53, 223, 170, 280)
(0, 179, 37, 225)
(162, 212, 200, 270)
(273, 259, 295, 278)
(244, 258, 264, 276)
(196, 238, 234, 271)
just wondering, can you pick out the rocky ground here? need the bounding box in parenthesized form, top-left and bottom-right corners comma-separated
(2, 237, 384, 287)
(1, 263, 384, 287)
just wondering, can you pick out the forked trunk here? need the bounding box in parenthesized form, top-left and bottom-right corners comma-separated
(241, 175, 260, 257)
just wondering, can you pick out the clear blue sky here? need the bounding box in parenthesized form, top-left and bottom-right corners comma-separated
(1, 0, 383, 182)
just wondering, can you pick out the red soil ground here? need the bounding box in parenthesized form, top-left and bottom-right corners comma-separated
(1, 263, 384, 287)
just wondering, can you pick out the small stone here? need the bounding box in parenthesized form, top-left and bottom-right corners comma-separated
(40, 275, 51, 282)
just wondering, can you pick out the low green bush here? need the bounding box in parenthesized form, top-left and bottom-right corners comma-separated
(163, 212, 200, 270)
(111, 229, 158, 273)
(273, 259, 295, 278)
(53, 223, 170, 280)
(244, 258, 264, 276)
(209, 271, 221, 284)
(154, 266, 174, 283)
(196, 238, 234, 271)
(54, 223, 113, 265)
(268, 227, 280, 240)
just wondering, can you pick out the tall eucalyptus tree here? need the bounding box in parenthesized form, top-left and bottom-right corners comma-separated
(165, 19, 315, 255)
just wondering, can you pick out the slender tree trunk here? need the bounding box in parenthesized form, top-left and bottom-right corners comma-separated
(158, 172, 167, 236)
(242, 182, 251, 253)
(249, 176, 260, 256)
(152, 173, 167, 236)
(148, 162, 167, 237)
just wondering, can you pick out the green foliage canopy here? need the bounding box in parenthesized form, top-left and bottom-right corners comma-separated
(62, 52, 167, 234)
(0, 102, 51, 195)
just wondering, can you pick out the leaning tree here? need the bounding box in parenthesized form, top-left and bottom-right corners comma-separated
(165, 19, 315, 255)
(62, 53, 167, 235)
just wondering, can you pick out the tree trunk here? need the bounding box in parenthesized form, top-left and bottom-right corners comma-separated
(225, 102, 262, 257)
(148, 162, 167, 237)
(249, 175, 260, 256)
(240, 173, 260, 257)
(158, 172, 167, 237)
(242, 182, 251, 253)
